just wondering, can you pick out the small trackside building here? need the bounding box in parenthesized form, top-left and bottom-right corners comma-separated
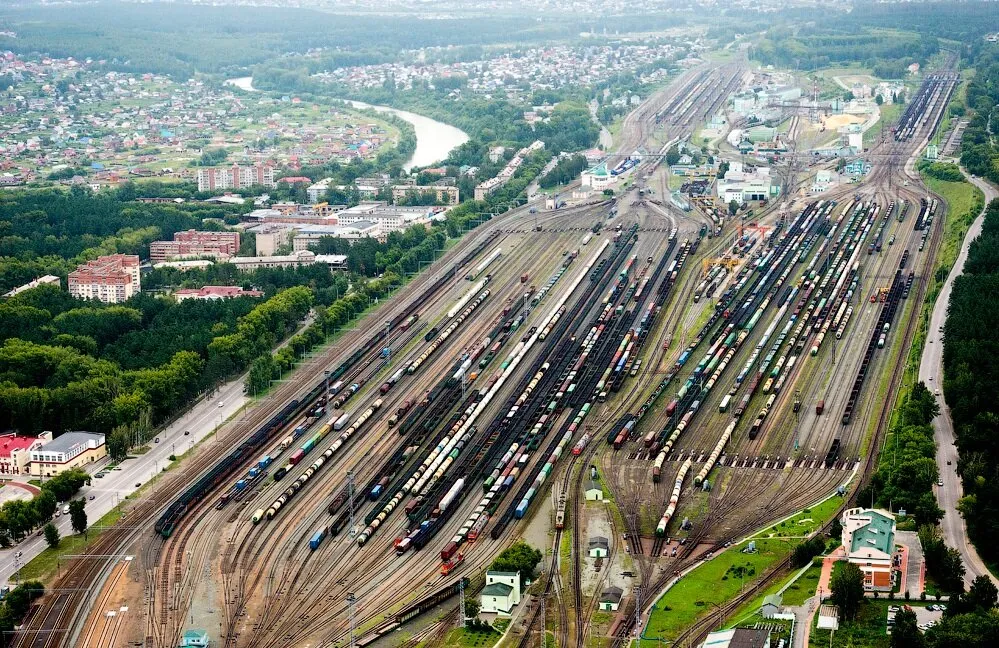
(588, 536, 610, 558)
(599, 586, 623, 612)
(841, 507, 897, 591)
(480, 571, 521, 616)
(584, 479, 603, 501)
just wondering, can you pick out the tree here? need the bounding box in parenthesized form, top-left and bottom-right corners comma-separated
(876, 94, 885, 106)
(665, 146, 681, 166)
(717, 161, 729, 179)
(490, 541, 542, 589)
(43, 522, 60, 549)
(728, 200, 740, 216)
(830, 562, 865, 620)
(891, 607, 925, 648)
(32, 490, 57, 521)
(463, 596, 480, 621)
(107, 428, 130, 462)
(69, 499, 88, 538)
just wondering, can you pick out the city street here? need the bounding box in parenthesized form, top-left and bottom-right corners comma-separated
(918, 169, 999, 587)
(0, 377, 250, 586)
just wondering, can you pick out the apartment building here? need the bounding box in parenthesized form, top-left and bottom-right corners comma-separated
(150, 230, 240, 263)
(197, 164, 276, 192)
(68, 254, 141, 303)
(391, 184, 460, 206)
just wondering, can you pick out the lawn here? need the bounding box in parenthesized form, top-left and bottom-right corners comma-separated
(16, 504, 126, 584)
(443, 624, 502, 647)
(809, 599, 936, 648)
(639, 537, 797, 644)
(752, 495, 844, 540)
(864, 103, 903, 148)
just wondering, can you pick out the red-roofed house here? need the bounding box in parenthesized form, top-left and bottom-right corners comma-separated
(174, 286, 264, 302)
(0, 434, 42, 475)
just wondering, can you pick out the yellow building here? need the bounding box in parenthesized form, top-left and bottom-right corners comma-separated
(28, 432, 107, 477)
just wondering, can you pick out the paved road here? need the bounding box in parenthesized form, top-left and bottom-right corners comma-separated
(918, 170, 998, 587)
(0, 375, 253, 586)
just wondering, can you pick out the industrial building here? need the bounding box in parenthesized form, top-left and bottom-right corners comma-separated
(293, 222, 382, 251)
(715, 161, 778, 203)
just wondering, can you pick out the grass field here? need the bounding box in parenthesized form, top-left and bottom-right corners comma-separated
(864, 103, 903, 148)
(639, 537, 798, 645)
(752, 496, 843, 540)
(16, 504, 126, 584)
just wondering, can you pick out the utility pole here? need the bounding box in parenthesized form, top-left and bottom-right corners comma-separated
(348, 470, 356, 538)
(540, 590, 546, 646)
(347, 592, 357, 648)
(635, 585, 643, 637)
(458, 578, 466, 629)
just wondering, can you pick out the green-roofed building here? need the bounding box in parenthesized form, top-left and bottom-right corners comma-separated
(841, 508, 897, 590)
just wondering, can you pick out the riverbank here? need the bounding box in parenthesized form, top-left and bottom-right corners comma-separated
(223, 77, 468, 171)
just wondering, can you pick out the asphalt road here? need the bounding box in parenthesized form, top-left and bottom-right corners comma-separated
(0, 375, 251, 586)
(918, 169, 999, 587)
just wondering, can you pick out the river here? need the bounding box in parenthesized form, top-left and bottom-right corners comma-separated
(224, 77, 468, 171)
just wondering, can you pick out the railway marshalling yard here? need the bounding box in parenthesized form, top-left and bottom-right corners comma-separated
(15, 55, 959, 648)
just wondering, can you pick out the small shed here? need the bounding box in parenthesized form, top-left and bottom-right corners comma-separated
(181, 629, 209, 647)
(585, 479, 603, 501)
(588, 536, 609, 558)
(761, 593, 782, 618)
(599, 586, 623, 611)
(818, 604, 840, 630)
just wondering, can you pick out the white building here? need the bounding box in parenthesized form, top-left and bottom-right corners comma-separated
(480, 571, 521, 615)
(716, 161, 775, 203)
(293, 222, 382, 251)
(307, 177, 334, 204)
(3, 275, 60, 298)
(335, 203, 434, 233)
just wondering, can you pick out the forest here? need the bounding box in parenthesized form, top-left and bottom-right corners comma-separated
(960, 50, 999, 184)
(943, 198, 999, 564)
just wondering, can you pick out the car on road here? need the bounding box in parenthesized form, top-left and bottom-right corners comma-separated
(938, 480, 944, 487)
(135, 482, 141, 488)
(218, 401, 224, 408)
(935, 388, 941, 395)
(947, 460, 952, 465)
(88, 495, 95, 501)
(154, 437, 160, 443)
(95, 473, 104, 478)
(184, 430, 190, 436)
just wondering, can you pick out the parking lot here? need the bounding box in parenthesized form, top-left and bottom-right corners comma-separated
(886, 604, 945, 635)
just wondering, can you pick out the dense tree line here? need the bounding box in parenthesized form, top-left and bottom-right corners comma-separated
(751, 29, 937, 73)
(943, 198, 999, 563)
(0, 581, 45, 645)
(860, 381, 942, 526)
(0, 281, 312, 435)
(0, 185, 244, 293)
(960, 50, 999, 185)
(539, 155, 588, 189)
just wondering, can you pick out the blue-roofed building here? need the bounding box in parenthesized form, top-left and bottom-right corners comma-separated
(180, 629, 208, 646)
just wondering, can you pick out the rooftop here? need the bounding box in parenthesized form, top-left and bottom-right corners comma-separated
(600, 586, 623, 603)
(589, 536, 609, 550)
(0, 435, 39, 458)
(850, 509, 895, 555)
(39, 431, 105, 454)
(482, 582, 514, 597)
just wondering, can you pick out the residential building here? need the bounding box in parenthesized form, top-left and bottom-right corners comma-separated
(197, 164, 275, 192)
(150, 230, 240, 263)
(841, 507, 897, 590)
(293, 222, 382, 251)
(231, 250, 320, 272)
(28, 431, 107, 477)
(391, 184, 460, 206)
(598, 587, 623, 612)
(699, 627, 771, 648)
(588, 536, 609, 558)
(307, 177, 334, 203)
(585, 480, 603, 501)
(68, 254, 140, 303)
(3, 275, 60, 298)
(480, 571, 521, 615)
(252, 224, 296, 256)
(475, 141, 544, 200)
(174, 286, 264, 302)
(336, 203, 434, 233)
(0, 434, 41, 475)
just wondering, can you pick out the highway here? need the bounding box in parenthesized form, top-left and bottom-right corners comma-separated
(919, 169, 999, 587)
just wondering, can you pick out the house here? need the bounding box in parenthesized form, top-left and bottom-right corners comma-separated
(699, 627, 771, 648)
(599, 587, 623, 611)
(841, 508, 897, 590)
(588, 536, 609, 558)
(761, 593, 782, 619)
(180, 629, 209, 646)
(0, 434, 41, 475)
(480, 571, 521, 616)
(817, 604, 839, 630)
